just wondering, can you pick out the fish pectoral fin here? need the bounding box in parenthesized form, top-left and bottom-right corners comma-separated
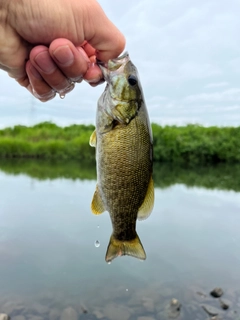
(89, 129, 97, 147)
(105, 234, 146, 263)
(91, 185, 105, 215)
(137, 176, 154, 221)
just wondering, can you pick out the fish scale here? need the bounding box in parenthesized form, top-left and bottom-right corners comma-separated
(99, 120, 150, 213)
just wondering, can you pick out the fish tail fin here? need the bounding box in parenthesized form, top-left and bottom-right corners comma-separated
(105, 233, 146, 263)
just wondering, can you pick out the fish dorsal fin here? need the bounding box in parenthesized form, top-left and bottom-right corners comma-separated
(91, 185, 105, 215)
(105, 234, 146, 263)
(137, 176, 154, 221)
(89, 129, 97, 147)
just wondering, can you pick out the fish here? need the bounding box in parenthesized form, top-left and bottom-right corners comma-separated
(89, 52, 154, 263)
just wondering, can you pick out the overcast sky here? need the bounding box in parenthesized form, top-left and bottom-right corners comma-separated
(0, 0, 240, 128)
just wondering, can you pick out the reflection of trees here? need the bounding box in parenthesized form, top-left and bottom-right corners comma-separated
(0, 159, 239, 192)
(153, 162, 240, 192)
(0, 159, 96, 181)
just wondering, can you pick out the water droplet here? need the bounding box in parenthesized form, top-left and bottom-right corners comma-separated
(107, 262, 111, 265)
(126, 288, 129, 292)
(97, 225, 100, 228)
(59, 93, 65, 99)
(94, 240, 100, 248)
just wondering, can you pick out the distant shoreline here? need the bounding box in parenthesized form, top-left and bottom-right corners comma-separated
(0, 122, 239, 164)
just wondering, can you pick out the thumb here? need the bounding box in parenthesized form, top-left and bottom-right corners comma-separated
(82, 2, 125, 61)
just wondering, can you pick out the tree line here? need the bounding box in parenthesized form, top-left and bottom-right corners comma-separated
(0, 122, 239, 164)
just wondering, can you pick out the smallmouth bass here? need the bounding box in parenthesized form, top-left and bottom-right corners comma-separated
(90, 52, 154, 262)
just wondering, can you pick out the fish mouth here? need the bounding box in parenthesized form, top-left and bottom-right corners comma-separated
(108, 51, 130, 71)
(97, 51, 129, 66)
(109, 51, 129, 64)
(96, 59, 107, 68)
(97, 51, 130, 80)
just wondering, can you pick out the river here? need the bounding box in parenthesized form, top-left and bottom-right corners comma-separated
(0, 160, 239, 319)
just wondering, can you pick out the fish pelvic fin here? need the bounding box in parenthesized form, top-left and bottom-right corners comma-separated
(91, 185, 105, 215)
(105, 233, 146, 263)
(137, 176, 154, 221)
(89, 129, 96, 147)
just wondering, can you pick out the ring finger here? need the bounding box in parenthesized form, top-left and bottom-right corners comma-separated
(29, 45, 75, 96)
(26, 61, 56, 102)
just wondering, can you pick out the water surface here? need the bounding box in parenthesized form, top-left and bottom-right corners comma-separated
(0, 160, 239, 319)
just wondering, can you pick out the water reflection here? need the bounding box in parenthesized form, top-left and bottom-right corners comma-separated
(1, 159, 240, 191)
(0, 158, 96, 181)
(0, 160, 240, 319)
(153, 162, 240, 191)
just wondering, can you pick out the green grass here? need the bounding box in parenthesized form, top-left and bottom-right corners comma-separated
(0, 122, 240, 164)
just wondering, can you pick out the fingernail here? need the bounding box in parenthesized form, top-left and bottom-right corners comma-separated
(77, 47, 91, 63)
(85, 76, 103, 84)
(89, 79, 105, 87)
(32, 88, 56, 100)
(70, 76, 83, 83)
(27, 83, 33, 94)
(34, 51, 56, 74)
(53, 45, 74, 66)
(58, 82, 75, 95)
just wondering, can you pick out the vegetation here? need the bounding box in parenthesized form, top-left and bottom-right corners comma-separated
(0, 122, 95, 161)
(152, 123, 240, 164)
(1, 159, 240, 192)
(0, 122, 240, 164)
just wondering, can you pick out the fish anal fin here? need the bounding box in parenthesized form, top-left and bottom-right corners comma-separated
(105, 233, 146, 263)
(91, 185, 105, 215)
(138, 176, 154, 221)
(89, 129, 97, 147)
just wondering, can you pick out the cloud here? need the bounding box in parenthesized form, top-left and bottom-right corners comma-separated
(1, 0, 240, 127)
(178, 62, 221, 80)
(228, 57, 240, 74)
(184, 88, 240, 103)
(205, 82, 229, 89)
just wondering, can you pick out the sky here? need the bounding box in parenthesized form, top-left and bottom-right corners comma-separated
(0, 0, 240, 128)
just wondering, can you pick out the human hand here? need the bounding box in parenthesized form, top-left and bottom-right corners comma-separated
(0, 0, 125, 101)
(26, 39, 107, 101)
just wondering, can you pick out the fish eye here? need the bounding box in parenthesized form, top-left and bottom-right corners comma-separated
(128, 75, 137, 86)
